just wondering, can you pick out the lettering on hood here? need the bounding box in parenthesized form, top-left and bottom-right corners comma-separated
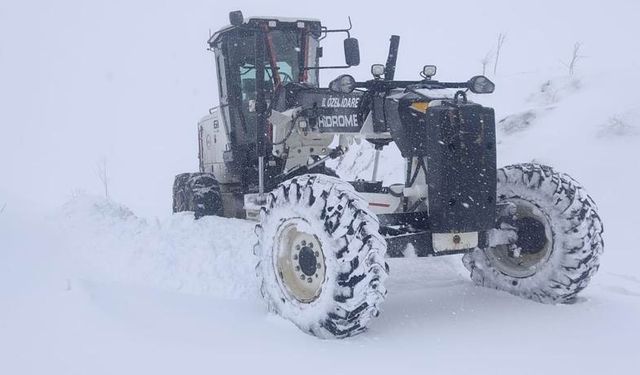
(321, 96, 360, 108)
(318, 114, 359, 129)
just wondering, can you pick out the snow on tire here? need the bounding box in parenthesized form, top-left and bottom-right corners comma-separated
(254, 174, 388, 339)
(172, 173, 223, 218)
(463, 163, 604, 303)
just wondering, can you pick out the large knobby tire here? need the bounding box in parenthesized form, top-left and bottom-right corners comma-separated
(254, 174, 388, 339)
(463, 163, 604, 303)
(172, 173, 223, 218)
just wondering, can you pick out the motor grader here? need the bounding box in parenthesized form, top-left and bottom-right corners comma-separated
(173, 10, 604, 339)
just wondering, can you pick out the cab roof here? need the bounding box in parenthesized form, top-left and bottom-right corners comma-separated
(208, 16, 322, 46)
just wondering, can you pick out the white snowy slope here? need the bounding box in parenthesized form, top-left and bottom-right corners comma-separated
(1, 1, 640, 374)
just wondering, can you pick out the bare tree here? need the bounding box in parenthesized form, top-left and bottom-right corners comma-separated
(70, 188, 84, 199)
(481, 49, 494, 76)
(0, 203, 6, 215)
(96, 158, 110, 200)
(493, 33, 507, 75)
(563, 42, 584, 76)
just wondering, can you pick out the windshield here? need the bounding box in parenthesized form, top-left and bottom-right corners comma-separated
(228, 29, 318, 92)
(213, 27, 320, 147)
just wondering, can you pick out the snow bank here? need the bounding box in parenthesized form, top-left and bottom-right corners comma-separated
(54, 194, 258, 299)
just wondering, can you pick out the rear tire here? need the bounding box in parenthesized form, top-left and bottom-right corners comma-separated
(254, 174, 388, 339)
(172, 173, 223, 218)
(463, 163, 604, 303)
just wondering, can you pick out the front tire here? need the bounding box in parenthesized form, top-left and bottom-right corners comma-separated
(255, 174, 388, 339)
(463, 163, 604, 303)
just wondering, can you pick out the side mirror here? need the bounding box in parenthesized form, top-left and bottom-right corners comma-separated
(344, 38, 360, 67)
(468, 75, 495, 94)
(229, 10, 244, 26)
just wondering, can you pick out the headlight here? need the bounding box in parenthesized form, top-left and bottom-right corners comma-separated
(422, 65, 437, 78)
(329, 74, 356, 94)
(371, 64, 385, 78)
(468, 75, 495, 94)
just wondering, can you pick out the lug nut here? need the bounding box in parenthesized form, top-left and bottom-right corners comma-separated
(316, 264, 321, 269)
(296, 245, 300, 251)
(293, 254, 298, 260)
(309, 242, 314, 248)
(307, 278, 313, 283)
(295, 266, 300, 271)
(301, 240, 306, 246)
(300, 275, 305, 280)
(314, 251, 319, 257)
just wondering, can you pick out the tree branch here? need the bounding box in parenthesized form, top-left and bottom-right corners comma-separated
(493, 33, 507, 75)
(96, 158, 110, 200)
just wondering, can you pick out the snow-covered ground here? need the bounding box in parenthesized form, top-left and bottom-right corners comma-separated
(2, 1, 640, 374)
(2, 183, 639, 374)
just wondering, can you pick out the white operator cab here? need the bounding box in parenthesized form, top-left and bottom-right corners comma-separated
(197, 15, 330, 218)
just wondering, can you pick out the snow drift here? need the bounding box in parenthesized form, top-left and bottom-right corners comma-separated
(54, 194, 258, 299)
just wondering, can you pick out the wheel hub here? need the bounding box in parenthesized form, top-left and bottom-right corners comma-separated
(274, 219, 326, 303)
(515, 216, 547, 254)
(486, 198, 554, 278)
(298, 245, 318, 276)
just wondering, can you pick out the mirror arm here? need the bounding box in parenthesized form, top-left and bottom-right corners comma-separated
(319, 16, 353, 40)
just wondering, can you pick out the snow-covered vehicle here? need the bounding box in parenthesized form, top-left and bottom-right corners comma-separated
(173, 11, 604, 339)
